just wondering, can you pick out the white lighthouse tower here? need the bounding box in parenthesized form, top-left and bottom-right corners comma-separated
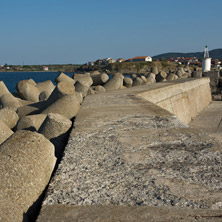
(202, 45, 211, 72)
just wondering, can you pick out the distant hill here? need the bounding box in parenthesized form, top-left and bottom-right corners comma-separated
(153, 49, 222, 60)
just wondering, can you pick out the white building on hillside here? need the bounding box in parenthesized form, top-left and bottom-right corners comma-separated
(132, 56, 152, 62)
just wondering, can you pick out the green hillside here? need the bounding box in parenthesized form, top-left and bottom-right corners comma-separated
(153, 49, 222, 60)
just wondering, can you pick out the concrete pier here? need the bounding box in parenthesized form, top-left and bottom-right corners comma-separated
(38, 78, 222, 221)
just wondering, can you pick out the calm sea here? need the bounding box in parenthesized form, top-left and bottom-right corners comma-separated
(0, 72, 74, 92)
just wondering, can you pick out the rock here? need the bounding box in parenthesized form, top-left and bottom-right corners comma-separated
(16, 80, 40, 102)
(55, 73, 76, 85)
(36, 80, 55, 100)
(39, 113, 72, 157)
(123, 77, 133, 88)
(93, 85, 106, 93)
(0, 119, 14, 144)
(103, 73, 124, 91)
(91, 72, 109, 86)
(166, 73, 179, 81)
(0, 93, 22, 111)
(16, 114, 47, 131)
(0, 130, 56, 220)
(0, 81, 10, 97)
(41, 94, 81, 119)
(132, 77, 143, 86)
(150, 66, 158, 75)
(0, 108, 19, 129)
(156, 71, 167, 82)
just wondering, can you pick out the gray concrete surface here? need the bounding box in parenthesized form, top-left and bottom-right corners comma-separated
(189, 101, 222, 143)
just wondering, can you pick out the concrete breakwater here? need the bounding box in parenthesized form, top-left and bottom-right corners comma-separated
(38, 78, 222, 221)
(0, 66, 217, 221)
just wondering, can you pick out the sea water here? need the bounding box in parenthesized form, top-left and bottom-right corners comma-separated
(0, 72, 74, 92)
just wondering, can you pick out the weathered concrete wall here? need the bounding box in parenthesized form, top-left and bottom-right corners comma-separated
(137, 78, 211, 124)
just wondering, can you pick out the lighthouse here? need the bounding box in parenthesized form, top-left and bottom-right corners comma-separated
(202, 46, 211, 72)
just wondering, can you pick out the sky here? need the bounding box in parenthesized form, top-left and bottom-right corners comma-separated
(0, 0, 222, 65)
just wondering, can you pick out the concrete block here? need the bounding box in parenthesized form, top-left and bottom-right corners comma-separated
(140, 76, 147, 85)
(25, 79, 37, 86)
(203, 71, 219, 93)
(133, 77, 143, 86)
(17, 101, 47, 118)
(92, 85, 106, 93)
(87, 88, 96, 95)
(150, 66, 158, 75)
(0, 119, 14, 144)
(74, 81, 90, 97)
(74, 73, 93, 87)
(146, 73, 156, 84)
(0, 93, 22, 111)
(103, 73, 124, 91)
(16, 114, 47, 131)
(36, 80, 55, 100)
(47, 81, 75, 105)
(90, 70, 100, 75)
(41, 94, 81, 119)
(55, 73, 76, 84)
(176, 70, 183, 78)
(39, 113, 72, 157)
(91, 73, 109, 86)
(156, 71, 167, 82)
(0, 130, 56, 220)
(192, 70, 202, 78)
(0, 108, 19, 129)
(212, 94, 222, 101)
(123, 77, 133, 88)
(0, 81, 10, 97)
(16, 80, 40, 102)
(166, 73, 179, 81)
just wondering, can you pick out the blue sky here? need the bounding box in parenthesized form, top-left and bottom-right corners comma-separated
(0, 0, 221, 65)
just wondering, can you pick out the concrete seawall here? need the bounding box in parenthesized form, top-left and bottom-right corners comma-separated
(38, 78, 222, 221)
(137, 78, 211, 124)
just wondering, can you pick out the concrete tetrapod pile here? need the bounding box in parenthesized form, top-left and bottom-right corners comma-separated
(0, 73, 83, 221)
(0, 67, 204, 221)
